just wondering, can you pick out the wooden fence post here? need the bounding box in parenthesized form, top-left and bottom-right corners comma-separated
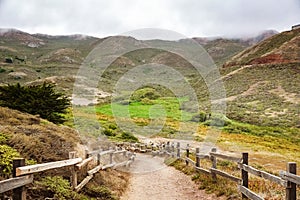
(85, 149, 89, 159)
(171, 143, 175, 158)
(286, 162, 296, 200)
(109, 148, 113, 164)
(196, 147, 200, 167)
(186, 144, 190, 166)
(176, 142, 180, 158)
(69, 151, 77, 189)
(242, 152, 249, 199)
(97, 149, 102, 166)
(210, 148, 217, 183)
(166, 141, 170, 153)
(13, 158, 26, 200)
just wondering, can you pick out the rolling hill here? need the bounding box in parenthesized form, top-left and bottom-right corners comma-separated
(0, 28, 299, 128)
(224, 28, 300, 66)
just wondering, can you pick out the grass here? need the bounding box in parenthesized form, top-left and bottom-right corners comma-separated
(225, 28, 300, 65)
(1, 29, 299, 199)
(169, 155, 300, 199)
(96, 97, 196, 122)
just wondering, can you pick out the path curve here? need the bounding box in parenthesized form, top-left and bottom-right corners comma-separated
(120, 153, 224, 200)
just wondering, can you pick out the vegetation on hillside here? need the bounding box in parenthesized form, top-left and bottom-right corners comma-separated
(224, 28, 300, 66)
(0, 82, 70, 124)
(0, 28, 299, 199)
(0, 106, 129, 199)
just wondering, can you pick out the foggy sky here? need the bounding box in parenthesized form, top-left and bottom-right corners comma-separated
(0, 0, 299, 38)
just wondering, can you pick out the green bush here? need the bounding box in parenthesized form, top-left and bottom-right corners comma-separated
(0, 83, 70, 124)
(203, 113, 231, 127)
(115, 132, 138, 142)
(108, 124, 117, 130)
(84, 185, 117, 200)
(0, 68, 6, 73)
(130, 88, 160, 102)
(36, 176, 72, 200)
(141, 97, 154, 105)
(191, 111, 207, 122)
(103, 128, 115, 137)
(0, 144, 20, 176)
(0, 132, 10, 144)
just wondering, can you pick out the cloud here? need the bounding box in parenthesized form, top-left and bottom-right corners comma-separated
(0, 0, 299, 38)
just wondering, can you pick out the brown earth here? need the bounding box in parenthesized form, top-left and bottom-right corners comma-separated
(120, 153, 224, 200)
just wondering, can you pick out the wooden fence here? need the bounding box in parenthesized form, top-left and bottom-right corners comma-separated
(119, 141, 299, 200)
(0, 146, 135, 200)
(1, 140, 299, 200)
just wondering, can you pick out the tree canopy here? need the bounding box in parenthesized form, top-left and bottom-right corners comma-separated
(0, 83, 70, 124)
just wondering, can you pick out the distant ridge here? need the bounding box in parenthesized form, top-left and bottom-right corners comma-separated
(224, 29, 300, 67)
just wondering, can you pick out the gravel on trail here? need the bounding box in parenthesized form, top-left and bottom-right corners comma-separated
(120, 153, 225, 200)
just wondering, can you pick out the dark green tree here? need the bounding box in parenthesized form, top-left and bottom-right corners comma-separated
(0, 83, 70, 124)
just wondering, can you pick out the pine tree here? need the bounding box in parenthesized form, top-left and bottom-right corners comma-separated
(0, 83, 70, 124)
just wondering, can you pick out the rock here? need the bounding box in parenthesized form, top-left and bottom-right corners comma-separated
(8, 71, 27, 79)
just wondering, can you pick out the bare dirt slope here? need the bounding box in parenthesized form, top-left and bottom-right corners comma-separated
(121, 154, 224, 200)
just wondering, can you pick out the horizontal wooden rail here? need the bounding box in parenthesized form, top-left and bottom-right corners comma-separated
(113, 150, 126, 154)
(185, 157, 196, 166)
(239, 163, 287, 187)
(210, 168, 242, 183)
(280, 171, 300, 185)
(99, 150, 114, 156)
(16, 158, 82, 176)
(76, 157, 93, 170)
(0, 175, 33, 193)
(102, 163, 116, 170)
(238, 185, 264, 200)
(195, 166, 210, 175)
(88, 165, 102, 176)
(113, 160, 128, 169)
(196, 154, 210, 159)
(210, 152, 242, 163)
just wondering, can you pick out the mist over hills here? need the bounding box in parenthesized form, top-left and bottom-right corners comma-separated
(0, 28, 299, 127)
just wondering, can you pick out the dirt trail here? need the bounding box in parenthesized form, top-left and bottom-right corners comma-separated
(120, 153, 224, 200)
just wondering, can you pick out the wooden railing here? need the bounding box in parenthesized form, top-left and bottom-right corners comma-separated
(1, 140, 299, 200)
(0, 146, 135, 200)
(118, 141, 299, 200)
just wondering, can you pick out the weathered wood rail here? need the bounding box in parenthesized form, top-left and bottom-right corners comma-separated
(0, 146, 135, 200)
(118, 141, 299, 200)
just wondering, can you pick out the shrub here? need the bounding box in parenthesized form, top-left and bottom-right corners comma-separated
(0, 68, 6, 73)
(130, 88, 160, 102)
(103, 128, 115, 137)
(141, 97, 154, 105)
(5, 57, 13, 63)
(35, 176, 73, 200)
(203, 113, 231, 127)
(115, 132, 138, 142)
(0, 82, 70, 124)
(0, 144, 20, 177)
(108, 124, 117, 130)
(84, 185, 117, 200)
(0, 132, 10, 144)
(191, 111, 207, 122)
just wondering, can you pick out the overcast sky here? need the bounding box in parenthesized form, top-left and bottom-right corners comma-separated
(0, 0, 299, 38)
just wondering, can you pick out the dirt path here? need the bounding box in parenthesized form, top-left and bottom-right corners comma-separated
(120, 153, 223, 200)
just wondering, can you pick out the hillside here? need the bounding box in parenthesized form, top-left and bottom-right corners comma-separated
(0, 28, 299, 199)
(0, 106, 129, 199)
(224, 28, 300, 66)
(0, 106, 81, 162)
(193, 30, 278, 66)
(0, 28, 299, 128)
